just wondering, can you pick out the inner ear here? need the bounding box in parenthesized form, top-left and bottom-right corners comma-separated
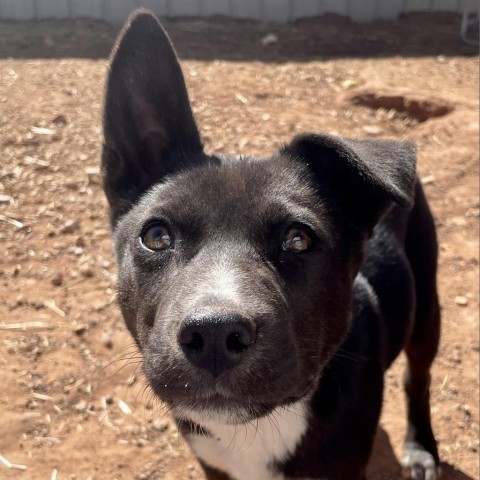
(102, 9, 204, 226)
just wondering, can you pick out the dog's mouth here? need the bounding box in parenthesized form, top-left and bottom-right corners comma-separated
(155, 382, 314, 425)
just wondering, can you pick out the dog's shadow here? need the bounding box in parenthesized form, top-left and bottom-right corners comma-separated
(368, 428, 475, 480)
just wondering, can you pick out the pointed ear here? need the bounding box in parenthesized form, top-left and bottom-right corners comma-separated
(283, 133, 416, 233)
(102, 9, 203, 225)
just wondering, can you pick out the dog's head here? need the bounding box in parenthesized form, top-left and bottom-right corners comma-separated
(102, 10, 416, 424)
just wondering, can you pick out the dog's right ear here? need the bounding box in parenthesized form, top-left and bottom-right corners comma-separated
(102, 9, 203, 226)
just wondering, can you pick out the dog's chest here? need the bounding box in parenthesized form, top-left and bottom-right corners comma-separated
(185, 402, 309, 480)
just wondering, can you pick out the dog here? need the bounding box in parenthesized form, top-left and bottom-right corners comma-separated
(101, 9, 441, 480)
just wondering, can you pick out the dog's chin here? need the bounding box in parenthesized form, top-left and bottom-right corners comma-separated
(166, 388, 313, 426)
(147, 369, 317, 425)
(163, 394, 272, 425)
(172, 402, 267, 425)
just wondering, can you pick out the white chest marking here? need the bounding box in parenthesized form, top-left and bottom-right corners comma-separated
(186, 401, 309, 480)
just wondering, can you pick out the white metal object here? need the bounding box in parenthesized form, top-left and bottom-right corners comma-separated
(460, 0, 479, 46)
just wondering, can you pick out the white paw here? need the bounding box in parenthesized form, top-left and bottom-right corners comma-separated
(401, 447, 441, 480)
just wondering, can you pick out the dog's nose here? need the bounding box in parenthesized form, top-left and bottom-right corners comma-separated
(178, 312, 256, 376)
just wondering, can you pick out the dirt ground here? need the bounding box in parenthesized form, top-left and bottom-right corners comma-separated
(0, 12, 478, 480)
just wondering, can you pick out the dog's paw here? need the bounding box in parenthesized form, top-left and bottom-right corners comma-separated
(401, 445, 441, 480)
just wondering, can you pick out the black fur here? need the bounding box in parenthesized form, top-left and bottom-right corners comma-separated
(102, 10, 440, 480)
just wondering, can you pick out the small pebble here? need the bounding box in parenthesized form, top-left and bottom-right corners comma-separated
(362, 125, 383, 136)
(455, 296, 468, 306)
(52, 114, 67, 126)
(461, 404, 472, 416)
(421, 175, 435, 185)
(75, 236, 85, 247)
(80, 265, 94, 278)
(152, 419, 169, 432)
(51, 273, 63, 286)
(73, 324, 88, 336)
(60, 220, 80, 234)
(85, 167, 101, 185)
(260, 33, 278, 46)
(341, 79, 357, 90)
(101, 331, 114, 349)
(75, 399, 88, 412)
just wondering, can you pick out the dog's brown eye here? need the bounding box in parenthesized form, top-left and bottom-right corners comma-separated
(141, 224, 172, 251)
(282, 227, 312, 252)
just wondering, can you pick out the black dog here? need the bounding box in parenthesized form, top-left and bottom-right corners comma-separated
(101, 10, 441, 480)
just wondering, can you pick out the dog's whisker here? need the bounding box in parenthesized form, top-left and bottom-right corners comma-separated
(101, 358, 143, 381)
(103, 354, 143, 369)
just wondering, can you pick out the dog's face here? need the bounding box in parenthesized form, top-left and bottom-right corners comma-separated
(113, 155, 358, 423)
(102, 11, 416, 424)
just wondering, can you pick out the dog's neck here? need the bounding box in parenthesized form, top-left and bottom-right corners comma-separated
(182, 400, 309, 480)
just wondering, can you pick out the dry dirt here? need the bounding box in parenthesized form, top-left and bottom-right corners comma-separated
(0, 12, 478, 480)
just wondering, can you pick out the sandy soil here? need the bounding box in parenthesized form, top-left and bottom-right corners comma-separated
(0, 12, 478, 480)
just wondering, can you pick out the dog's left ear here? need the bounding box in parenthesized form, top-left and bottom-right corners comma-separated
(283, 133, 416, 233)
(102, 9, 203, 226)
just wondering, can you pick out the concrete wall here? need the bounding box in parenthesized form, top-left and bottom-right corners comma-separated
(0, 0, 472, 23)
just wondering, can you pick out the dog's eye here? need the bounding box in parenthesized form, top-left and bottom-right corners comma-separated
(282, 227, 312, 253)
(141, 223, 173, 251)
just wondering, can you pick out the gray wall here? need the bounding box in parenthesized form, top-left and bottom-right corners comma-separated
(0, 0, 473, 23)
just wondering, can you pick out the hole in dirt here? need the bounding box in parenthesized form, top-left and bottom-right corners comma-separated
(348, 91, 454, 122)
